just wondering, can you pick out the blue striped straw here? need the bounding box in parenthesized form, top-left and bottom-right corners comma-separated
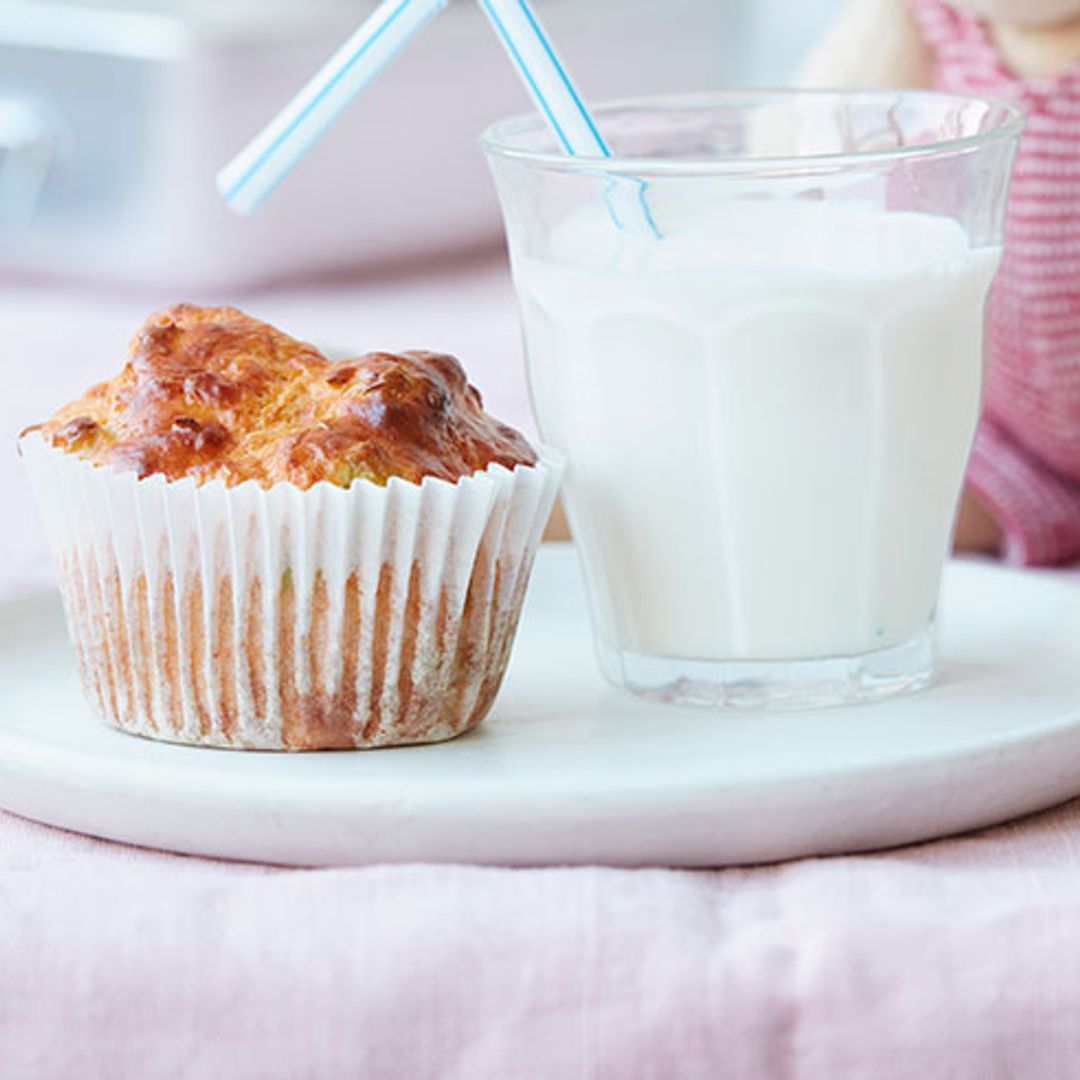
(218, 0, 657, 236)
(474, 0, 658, 236)
(218, 0, 450, 214)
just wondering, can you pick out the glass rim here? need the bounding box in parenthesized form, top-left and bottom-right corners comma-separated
(480, 89, 1026, 176)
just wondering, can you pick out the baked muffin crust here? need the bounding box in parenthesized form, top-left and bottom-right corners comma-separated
(31, 304, 537, 488)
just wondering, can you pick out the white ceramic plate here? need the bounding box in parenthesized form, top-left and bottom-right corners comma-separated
(1, 547, 1078, 867)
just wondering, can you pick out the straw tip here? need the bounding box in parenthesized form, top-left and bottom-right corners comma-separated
(215, 167, 260, 216)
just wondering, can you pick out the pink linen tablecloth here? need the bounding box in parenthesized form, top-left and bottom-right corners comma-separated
(4, 802, 1080, 1080)
(3, 262, 1080, 1079)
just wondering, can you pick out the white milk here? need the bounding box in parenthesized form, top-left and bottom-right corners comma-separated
(514, 198, 999, 662)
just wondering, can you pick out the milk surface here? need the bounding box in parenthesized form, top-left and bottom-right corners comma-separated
(514, 198, 999, 661)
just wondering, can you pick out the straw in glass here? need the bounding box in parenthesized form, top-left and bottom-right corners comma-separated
(474, 0, 658, 236)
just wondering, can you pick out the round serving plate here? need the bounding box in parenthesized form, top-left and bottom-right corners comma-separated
(0, 547, 1078, 867)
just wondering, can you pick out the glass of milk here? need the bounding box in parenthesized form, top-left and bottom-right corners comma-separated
(483, 91, 1023, 709)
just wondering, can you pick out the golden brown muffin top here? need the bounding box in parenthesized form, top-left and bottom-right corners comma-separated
(28, 304, 537, 489)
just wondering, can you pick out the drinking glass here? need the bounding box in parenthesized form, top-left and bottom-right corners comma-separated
(484, 91, 1023, 708)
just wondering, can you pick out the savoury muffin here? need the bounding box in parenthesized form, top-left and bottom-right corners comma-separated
(21, 304, 561, 750)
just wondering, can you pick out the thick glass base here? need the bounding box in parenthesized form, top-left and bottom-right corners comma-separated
(600, 628, 935, 710)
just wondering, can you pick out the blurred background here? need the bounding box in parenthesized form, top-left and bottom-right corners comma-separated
(1, 0, 843, 593)
(2, 0, 844, 287)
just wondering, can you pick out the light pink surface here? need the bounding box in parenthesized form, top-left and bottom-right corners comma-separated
(3, 800, 1080, 1078)
(4, 263, 1080, 1076)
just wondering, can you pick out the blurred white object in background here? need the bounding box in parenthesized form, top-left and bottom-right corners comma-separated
(0, 0, 842, 290)
(728, 0, 846, 85)
(0, 98, 60, 229)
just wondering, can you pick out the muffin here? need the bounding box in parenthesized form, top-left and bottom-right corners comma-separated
(20, 304, 562, 750)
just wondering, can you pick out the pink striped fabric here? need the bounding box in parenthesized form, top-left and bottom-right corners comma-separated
(910, 0, 1080, 565)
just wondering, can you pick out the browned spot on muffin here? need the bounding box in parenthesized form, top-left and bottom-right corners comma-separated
(363, 564, 395, 741)
(277, 569, 298, 743)
(434, 578, 450, 658)
(183, 574, 211, 737)
(468, 560, 507, 727)
(452, 540, 495, 722)
(131, 573, 157, 733)
(245, 577, 267, 722)
(282, 570, 358, 750)
(395, 563, 422, 729)
(485, 560, 505, 658)
(335, 571, 362, 740)
(468, 560, 533, 731)
(53, 415, 101, 452)
(212, 575, 237, 741)
(159, 574, 183, 734)
(306, 572, 329, 700)
(427, 578, 455, 728)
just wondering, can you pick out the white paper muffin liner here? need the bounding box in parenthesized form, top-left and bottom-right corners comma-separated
(20, 434, 563, 750)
